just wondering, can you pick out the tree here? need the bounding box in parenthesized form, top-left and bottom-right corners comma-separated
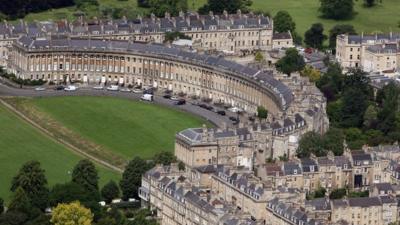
(319, 0, 354, 20)
(96, 217, 117, 225)
(0, 198, 3, 214)
(276, 48, 305, 76)
(273, 11, 296, 33)
(148, 0, 188, 17)
(377, 82, 400, 135)
(49, 182, 96, 207)
(198, 0, 252, 14)
(297, 132, 325, 157)
(178, 161, 185, 171)
(329, 24, 356, 49)
(8, 187, 32, 215)
(254, 51, 265, 63)
(101, 181, 120, 204)
(153, 152, 177, 165)
(344, 128, 366, 150)
(329, 188, 347, 199)
(323, 128, 345, 156)
(137, 0, 150, 7)
(120, 157, 152, 200)
(304, 23, 327, 49)
(363, 105, 378, 129)
(340, 88, 369, 128)
(314, 187, 327, 198)
(364, 0, 376, 7)
(300, 65, 321, 82)
(51, 202, 93, 225)
(257, 106, 268, 121)
(316, 63, 345, 102)
(11, 161, 49, 210)
(72, 160, 99, 197)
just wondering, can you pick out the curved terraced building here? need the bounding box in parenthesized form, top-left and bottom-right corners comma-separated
(10, 37, 293, 115)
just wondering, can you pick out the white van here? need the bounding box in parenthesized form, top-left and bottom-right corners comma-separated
(64, 85, 77, 91)
(140, 94, 154, 102)
(107, 85, 119, 91)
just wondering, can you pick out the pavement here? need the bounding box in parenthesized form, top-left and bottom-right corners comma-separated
(0, 79, 246, 128)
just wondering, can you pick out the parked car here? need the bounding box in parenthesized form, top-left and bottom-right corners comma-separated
(132, 89, 142, 94)
(228, 107, 243, 113)
(107, 85, 119, 91)
(229, 116, 239, 122)
(163, 94, 172, 99)
(141, 94, 154, 102)
(205, 105, 214, 111)
(93, 86, 104, 90)
(170, 96, 180, 101)
(35, 87, 46, 91)
(248, 116, 255, 122)
(54, 85, 64, 91)
(143, 88, 154, 95)
(175, 99, 186, 105)
(120, 88, 131, 92)
(64, 85, 77, 91)
(217, 110, 226, 116)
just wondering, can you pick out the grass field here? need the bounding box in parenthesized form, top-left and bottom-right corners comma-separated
(0, 104, 120, 202)
(251, 0, 400, 39)
(29, 96, 208, 159)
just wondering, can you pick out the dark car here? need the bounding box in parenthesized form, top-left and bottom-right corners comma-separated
(199, 104, 207, 109)
(175, 99, 186, 105)
(248, 116, 255, 122)
(163, 94, 172, 99)
(205, 106, 214, 111)
(229, 116, 239, 122)
(217, 110, 226, 116)
(54, 85, 65, 91)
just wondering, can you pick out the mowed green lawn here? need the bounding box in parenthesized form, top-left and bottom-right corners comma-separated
(0, 104, 120, 202)
(31, 96, 207, 159)
(252, 0, 400, 38)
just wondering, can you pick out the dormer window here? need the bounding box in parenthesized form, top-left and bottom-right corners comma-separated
(293, 169, 297, 175)
(310, 165, 315, 172)
(344, 164, 348, 169)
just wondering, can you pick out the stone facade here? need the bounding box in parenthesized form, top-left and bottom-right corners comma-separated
(336, 33, 400, 74)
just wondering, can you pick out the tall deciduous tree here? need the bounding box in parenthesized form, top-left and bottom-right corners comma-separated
(72, 159, 99, 198)
(319, 0, 354, 20)
(273, 11, 296, 33)
(120, 157, 151, 200)
(153, 152, 177, 166)
(11, 160, 49, 210)
(276, 48, 305, 76)
(297, 132, 325, 157)
(257, 106, 268, 121)
(0, 198, 3, 214)
(304, 23, 327, 49)
(8, 187, 32, 215)
(101, 181, 120, 204)
(364, 0, 376, 7)
(329, 24, 356, 49)
(51, 202, 93, 225)
(198, 0, 252, 14)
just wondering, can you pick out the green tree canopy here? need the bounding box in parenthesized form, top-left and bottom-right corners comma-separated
(273, 11, 296, 33)
(297, 132, 325, 158)
(0, 198, 3, 214)
(153, 152, 177, 166)
(101, 181, 120, 204)
(120, 157, 152, 200)
(276, 48, 305, 76)
(8, 187, 32, 215)
(11, 160, 49, 210)
(51, 202, 93, 225)
(72, 159, 99, 198)
(198, 0, 252, 14)
(148, 0, 188, 17)
(304, 23, 327, 49)
(319, 0, 354, 20)
(257, 106, 268, 120)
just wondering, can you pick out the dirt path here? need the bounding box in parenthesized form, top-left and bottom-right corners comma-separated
(0, 98, 124, 173)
